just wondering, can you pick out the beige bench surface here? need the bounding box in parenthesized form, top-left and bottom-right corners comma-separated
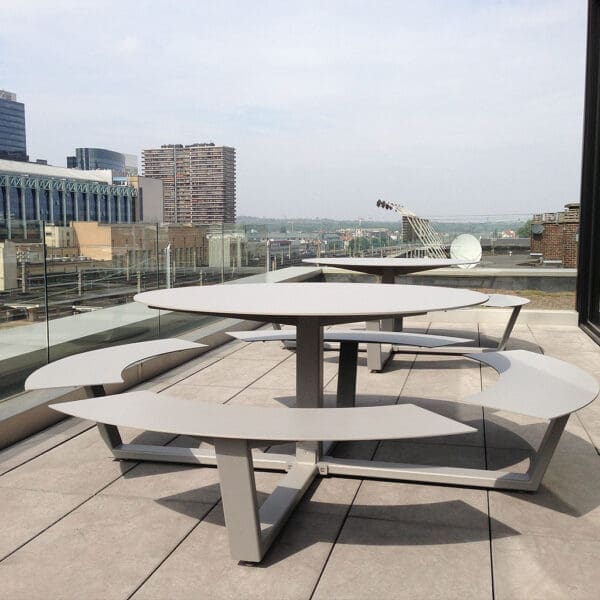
(25, 339, 205, 390)
(51, 392, 475, 442)
(465, 350, 598, 419)
(230, 329, 471, 347)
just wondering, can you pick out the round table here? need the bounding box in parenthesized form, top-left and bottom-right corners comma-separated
(302, 257, 478, 283)
(135, 282, 488, 417)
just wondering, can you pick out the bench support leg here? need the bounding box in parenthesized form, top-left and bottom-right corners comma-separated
(215, 438, 262, 563)
(97, 423, 123, 450)
(526, 414, 569, 490)
(214, 438, 318, 563)
(337, 341, 358, 408)
(496, 305, 522, 351)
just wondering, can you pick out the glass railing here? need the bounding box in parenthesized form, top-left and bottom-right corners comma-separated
(0, 213, 577, 403)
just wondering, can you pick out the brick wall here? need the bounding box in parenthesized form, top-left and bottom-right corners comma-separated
(531, 204, 579, 268)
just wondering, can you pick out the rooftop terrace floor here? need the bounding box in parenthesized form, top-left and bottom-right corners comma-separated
(1, 317, 599, 599)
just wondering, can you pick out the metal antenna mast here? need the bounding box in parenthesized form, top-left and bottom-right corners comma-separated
(376, 200, 446, 258)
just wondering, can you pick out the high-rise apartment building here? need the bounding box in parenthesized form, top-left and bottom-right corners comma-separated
(0, 90, 27, 162)
(142, 143, 235, 224)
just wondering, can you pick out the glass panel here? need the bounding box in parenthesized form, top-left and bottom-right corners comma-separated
(88, 194, 98, 221)
(98, 194, 108, 223)
(0, 226, 48, 402)
(51, 190, 61, 224)
(24, 188, 35, 220)
(109, 195, 118, 222)
(76, 192, 86, 220)
(39, 190, 50, 221)
(46, 223, 162, 362)
(65, 192, 75, 223)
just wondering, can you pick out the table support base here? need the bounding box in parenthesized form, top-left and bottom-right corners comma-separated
(214, 437, 319, 562)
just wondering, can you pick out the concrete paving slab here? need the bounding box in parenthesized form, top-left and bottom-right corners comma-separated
(0, 417, 93, 476)
(0, 494, 210, 600)
(226, 387, 301, 408)
(492, 534, 600, 600)
(350, 480, 489, 526)
(0, 487, 87, 560)
(182, 356, 286, 388)
(148, 352, 223, 384)
(373, 439, 486, 468)
(157, 383, 239, 404)
(226, 339, 295, 361)
(100, 461, 223, 505)
(489, 453, 600, 541)
(249, 355, 338, 391)
(132, 506, 344, 600)
(0, 428, 138, 496)
(404, 354, 482, 403)
(313, 516, 494, 600)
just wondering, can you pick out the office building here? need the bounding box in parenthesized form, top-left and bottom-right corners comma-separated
(67, 147, 138, 181)
(0, 90, 27, 162)
(142, 143, 236, 225)
(0, 159, 138, 241)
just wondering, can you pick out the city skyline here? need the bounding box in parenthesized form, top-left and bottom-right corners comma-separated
(0, 1, 586, 220)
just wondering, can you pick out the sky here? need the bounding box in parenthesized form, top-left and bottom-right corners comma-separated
(0, 1, 588, 221)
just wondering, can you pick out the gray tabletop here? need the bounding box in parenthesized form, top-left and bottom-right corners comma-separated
(134, 282, 488, 326)
(302, 257, 478, 278)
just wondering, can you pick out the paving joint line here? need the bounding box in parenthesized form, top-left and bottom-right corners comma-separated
(0, 456, 143, 565)
(0, 421, 96, 478)
(126, 498, 223, 600)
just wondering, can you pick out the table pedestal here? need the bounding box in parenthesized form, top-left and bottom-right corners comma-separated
(295, 317, 324, 464)
(366, 272, 403, 371)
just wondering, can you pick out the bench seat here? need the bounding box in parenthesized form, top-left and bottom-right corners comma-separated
(230, 329, 471, 347)
(464, 350, 596, 419)
(52, 393, 475, 442)
(25, 339, 206, 393)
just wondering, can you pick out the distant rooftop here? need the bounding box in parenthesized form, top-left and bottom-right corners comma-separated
(0, 158, 112, 184)
(0, 89, 17, 102)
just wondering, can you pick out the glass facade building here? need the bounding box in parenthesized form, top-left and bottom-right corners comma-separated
(0, 90, 27, 162)
(67, 148, 128, 178)
(0, 168, 138, 241)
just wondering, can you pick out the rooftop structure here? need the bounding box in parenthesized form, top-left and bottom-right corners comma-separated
(67, 148, 138, 181)
(531, 203, 580, 268)
(0, 89, 27, 162)
(142, 143, 236, 225)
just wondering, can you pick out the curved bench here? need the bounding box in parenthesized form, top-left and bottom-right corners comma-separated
(229, 329, 472, 406)
(25, 339, 207, 465)
(25, 338, 206, 395)
(323, 349, 598, 494)
(51, 393, 474, 563)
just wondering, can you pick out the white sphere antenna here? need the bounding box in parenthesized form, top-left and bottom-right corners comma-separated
(450, 234, 481, 268)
